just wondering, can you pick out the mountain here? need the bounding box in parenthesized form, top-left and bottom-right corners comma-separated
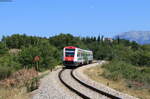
(117, 31, 150, 44)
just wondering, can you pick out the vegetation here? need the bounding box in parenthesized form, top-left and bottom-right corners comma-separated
(0, 68, 38, 99)
(0, 55, 21, 80)
(18, 44, 60, 71)
(102, 60, 150, 87)
(84, 66, 150, 99)
(0, 33, 150, 93)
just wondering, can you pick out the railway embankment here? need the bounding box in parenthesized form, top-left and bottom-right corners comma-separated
(83, 61, 150, 99)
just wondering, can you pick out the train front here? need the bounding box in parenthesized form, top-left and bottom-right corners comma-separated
(63, 46, 77, 66)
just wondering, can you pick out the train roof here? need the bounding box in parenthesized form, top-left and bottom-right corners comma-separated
(64, 46, 92, 53)
(64, 46, 77, 49)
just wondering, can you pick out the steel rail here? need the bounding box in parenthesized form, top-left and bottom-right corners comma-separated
(71, 69, 121, 99)
(58, 69, 90, 99)
(59, 67, 121, 99)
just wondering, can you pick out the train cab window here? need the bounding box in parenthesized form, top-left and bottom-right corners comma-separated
(65, 48, 75, 57)
(65, 49, 75, 51)
(65, 52, 74, 57)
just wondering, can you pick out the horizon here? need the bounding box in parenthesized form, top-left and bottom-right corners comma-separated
(1, 30, 150, 40)
(0, 32, 118, 40)
(0, 0, 150, 38)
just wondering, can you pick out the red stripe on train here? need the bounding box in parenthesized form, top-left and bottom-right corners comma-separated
(65, 57, 74, 61)
(64, 46, 77, 49)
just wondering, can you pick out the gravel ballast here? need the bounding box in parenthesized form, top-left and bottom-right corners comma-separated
(32, 69, 80, 99)
(61, 69, 109, 99)
(32, 61, 139, 99)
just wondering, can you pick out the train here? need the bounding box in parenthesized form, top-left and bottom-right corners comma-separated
(63, 46, 93, 66)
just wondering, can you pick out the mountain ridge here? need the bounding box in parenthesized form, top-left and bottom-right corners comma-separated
(117, 31, 150, 44)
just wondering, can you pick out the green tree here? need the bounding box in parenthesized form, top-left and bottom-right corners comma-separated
(18, 44, 60, 71)
(0, 42, 8, 55)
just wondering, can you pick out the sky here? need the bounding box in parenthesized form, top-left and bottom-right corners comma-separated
(0, 0, 150, 38)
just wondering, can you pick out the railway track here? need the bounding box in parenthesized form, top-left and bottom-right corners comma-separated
(58, 67, 121, 99)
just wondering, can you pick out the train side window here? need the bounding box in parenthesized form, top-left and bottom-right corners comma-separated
(81, 53, 83, 57)
(77, 53, 80, 57)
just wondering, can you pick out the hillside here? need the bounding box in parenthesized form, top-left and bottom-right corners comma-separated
(117, 31, 150, 44)
(0, 34, 150, 99)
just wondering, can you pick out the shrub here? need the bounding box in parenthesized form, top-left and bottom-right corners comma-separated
(18, 46, 40, 69)
(0, 55, 21, 80)
(0, 42, 8, 55)
(0, 66, 12, 80)
(129, 50, 150, 66)
(102, 60, 150, 86)
(0, 55, 21, 69)
(94, 45, 114, 60)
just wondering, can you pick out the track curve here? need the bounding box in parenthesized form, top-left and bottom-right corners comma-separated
(59, 67, 121, 99)
(71, 69, 121, 99)
(58, 69, 90, 99)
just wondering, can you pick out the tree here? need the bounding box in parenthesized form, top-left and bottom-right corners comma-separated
(0, 42, 8, 55)
(97, 35, 101, 42)
(18, 44, 60, 71)
(49, 33, 87, 49)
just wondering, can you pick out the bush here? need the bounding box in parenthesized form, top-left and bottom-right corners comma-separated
(0, 42, 8, 55)
(102, 60, 150, 86)
(0, 66, 12, 80)
(94, 45, 114, 60)
(129, 50, 150, 66)
(0, 55, 21, 80)
(0, 55, 21, 70)
(18, 46, 40, 69)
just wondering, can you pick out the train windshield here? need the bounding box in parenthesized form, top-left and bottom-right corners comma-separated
(65, 49, 75, 51)
(65, 52, 74, 57)
(65, 48, 75, 57)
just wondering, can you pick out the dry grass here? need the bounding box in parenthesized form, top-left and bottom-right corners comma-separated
(0, 68, 39, 99)
(84, 65, 150, 99)
(0, 87, 29, 99)
(0, 68, 38, 87)
(0, 68, 51, 99)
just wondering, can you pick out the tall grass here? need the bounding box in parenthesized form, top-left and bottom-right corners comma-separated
(0, 87, 29, 99)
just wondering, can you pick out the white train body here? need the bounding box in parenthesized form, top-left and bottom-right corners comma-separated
(63, 46, 93, 66)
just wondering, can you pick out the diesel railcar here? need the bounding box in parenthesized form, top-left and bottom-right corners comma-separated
(63, 46, 93, 66)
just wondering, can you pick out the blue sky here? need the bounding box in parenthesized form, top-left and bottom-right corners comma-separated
(0, 0, 150, 38)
